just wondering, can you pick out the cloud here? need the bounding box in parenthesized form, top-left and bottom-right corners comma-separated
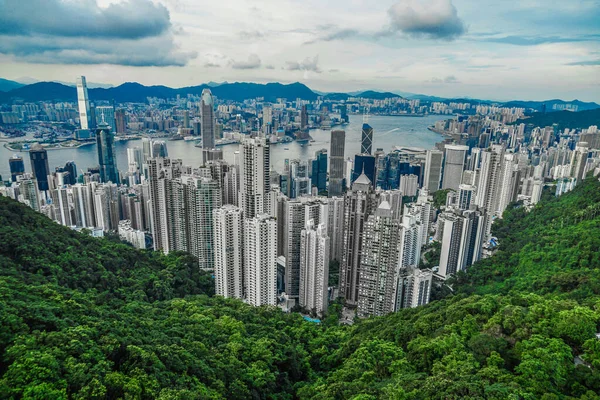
(566, 60, 600, 66)
(430, 75, 460, 83)
(230, 54, 262, 69)
(481, 35, 595, 46)
(238, 30, 264, 40)
(387, 0, 466, 40)
(0, 0, 194, 67)
(286, 55, 321, 73)
(0, 0, 170, 39)
(204, 63, 221, 68)
(0, 34, 196, 67)
(305, 28, 360, 44)
(265, 65, 275, 70)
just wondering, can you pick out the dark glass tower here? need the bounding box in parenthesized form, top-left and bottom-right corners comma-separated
(29, 145, 50, 191)
(311, 149, 328, 193)
(361, 123, 373, 155)
(352, 154, 376, 187)
(9, 155, 25, 182)
(96, 121, 119, 183)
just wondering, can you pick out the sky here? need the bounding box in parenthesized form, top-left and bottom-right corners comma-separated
(0, 0, 599, 101)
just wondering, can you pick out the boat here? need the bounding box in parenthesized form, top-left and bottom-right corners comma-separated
(284, 147, 289, 150)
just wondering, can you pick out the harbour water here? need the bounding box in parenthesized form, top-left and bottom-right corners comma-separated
(0, 114, 446, 179)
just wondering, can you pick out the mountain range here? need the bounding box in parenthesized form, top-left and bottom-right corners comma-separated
(0, 79, 599, 111)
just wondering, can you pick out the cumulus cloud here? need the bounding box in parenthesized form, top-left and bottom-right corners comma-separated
(0, 0, 195, 66)
(286, 55, 321, 73)
(0, 0, 170, 39)
(230, 54, 262, 70)
(387, 0, 466, 40)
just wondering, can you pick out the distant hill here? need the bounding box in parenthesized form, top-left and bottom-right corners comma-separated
(0, 78, 24, 92)
(0, 81, 320, 103)
(504, 99, 600, 112)
(356, 90, 401, 100)
(511, 108, 600, 129)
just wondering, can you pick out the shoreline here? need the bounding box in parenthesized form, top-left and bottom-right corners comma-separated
(3, 141, 95, 152)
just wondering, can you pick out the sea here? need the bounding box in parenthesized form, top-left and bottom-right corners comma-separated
(0, 114, 446, 179)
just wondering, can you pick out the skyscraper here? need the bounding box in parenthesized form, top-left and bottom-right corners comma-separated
(300, 105, 308, 130)
(299, 220, 330, 315)
(96, 106, 116, 132)
(340, 173, 374, 306)
(96, 121, 119, 183)
(239, 137, 271, 219)
(213, 205, 244, 299)
(181, 176, 222, 270)
(424, 149, 443, 192)
(311, 149, 328, 193)
(329, 130, 346, 197)
(441, 145, 469, 190)
(283, 198, 328, 299)
(9, 155, 25, 182)
(361, 123, 373, 155)
(115, 109, 126, 134)
(438, 209, 485, 278)
(395, 268, 433, 310)
(570, 142, 590, 183)
(201, 89, 215, 152)
(352, 154, 376, 187)
(29, 144, 50, 191)
(357, 201, 401, 318)
(76, 76, 92, 130)
(244, 214, 277, 306)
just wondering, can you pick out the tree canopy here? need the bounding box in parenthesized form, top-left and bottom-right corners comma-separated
(1, 178, 600, 399)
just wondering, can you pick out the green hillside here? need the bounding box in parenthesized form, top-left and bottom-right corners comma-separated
(1, 179, 600, 399)
(512, 108, 600, 130)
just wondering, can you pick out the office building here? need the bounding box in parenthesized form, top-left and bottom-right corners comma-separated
(244, 214, 277, 306)
(96, 121, 119, 183)
(424, 149, 443, 192)
(201, 89, 216, 153)
(9, 155, 25, 182)
(76, 76, 92, 130)
(442, 145, 469, 190)
(352, 154, 376, 187)
(96, 106, 116, 132)
(115, 109, 126, 134)
(361, 123, 373, 155)
(29, 144, 50, 191)
(299, 220, 330, 315)
(311, 149, 328, 193)
(329, 130, 346, 197)
(213, 205, 244, 299)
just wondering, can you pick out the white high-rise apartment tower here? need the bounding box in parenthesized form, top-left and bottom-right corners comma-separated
(244, 214, 278, 306)
(239, 137, 271, 219)
(213, 205, 244, 299)
(299, 220, 330, 315)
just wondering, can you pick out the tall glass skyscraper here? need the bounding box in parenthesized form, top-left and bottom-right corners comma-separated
(201, 89, 215, 150)
(96, 121, 119, 183)
(29, 144, 50, 191)
(311, 149, 328, 193)
(9, 154, 25, 182)
(360, 123, 373, 155)
(76, 76, 92, 130)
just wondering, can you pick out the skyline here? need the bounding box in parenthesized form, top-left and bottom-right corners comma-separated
(0, 0, 598, 102)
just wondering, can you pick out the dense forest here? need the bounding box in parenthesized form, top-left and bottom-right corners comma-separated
(1, 178, 600, 399)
